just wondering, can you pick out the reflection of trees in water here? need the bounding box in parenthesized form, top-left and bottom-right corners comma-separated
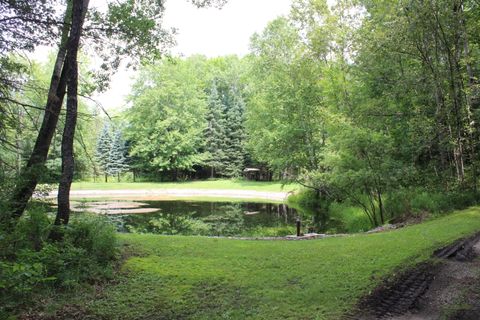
(202, 204, 244, 236)
(121, 211, 210, 235)
(106, 200, 333, 236)
(295, 206, 347, 234)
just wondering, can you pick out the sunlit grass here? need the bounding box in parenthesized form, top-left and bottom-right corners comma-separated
(72, 207, 480, 319)
(71, 179, 299, 193)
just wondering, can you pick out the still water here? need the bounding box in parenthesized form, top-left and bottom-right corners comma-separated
(73, 200, 344, 237)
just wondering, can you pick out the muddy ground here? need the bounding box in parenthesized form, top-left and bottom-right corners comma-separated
(356, 233, 480, 320)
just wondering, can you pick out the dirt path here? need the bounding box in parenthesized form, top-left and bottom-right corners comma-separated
(357, 234, 480, 320)
(48, 188, 290, 202)
(388, 239, 480, 320)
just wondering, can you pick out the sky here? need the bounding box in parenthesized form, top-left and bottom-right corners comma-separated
(94, 0, 293, 110)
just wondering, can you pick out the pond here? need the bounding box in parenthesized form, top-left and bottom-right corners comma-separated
(71, 199, 346, 237)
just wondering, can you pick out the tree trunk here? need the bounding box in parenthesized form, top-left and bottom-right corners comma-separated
(459, 4, 478, 193)
(7, 2, 73, 221)
(377, 189, 385, 225)
(54, 0, 89, 227)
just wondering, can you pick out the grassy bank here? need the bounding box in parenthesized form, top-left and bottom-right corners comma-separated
(37, 207, 480, 319)
(71, 179, 299, 193)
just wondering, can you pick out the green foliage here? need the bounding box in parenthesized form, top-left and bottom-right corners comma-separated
(287, 189, 324, 210)
(246, 17, 326, 177)
(328, 202, 371, 233)
(384, 189, 479, 219)
(0, 210, 117, 316)
(204, 72, 248, 178)
(204, 81, 227, 176)
(127, 212, 211, 236)
(126, 57, 209, 176)
(95, 124, 130, 181)
(288, 189, 372, 233)
(95, 124, 113, 178)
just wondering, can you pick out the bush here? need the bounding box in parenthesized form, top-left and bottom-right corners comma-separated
(384, 188, 480, 220)
(328, 202, 371, 233)
(287, 189, 324, 210)
(0, 210, 118, 315)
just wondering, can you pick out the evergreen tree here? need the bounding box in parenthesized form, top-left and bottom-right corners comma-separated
(222, 84, 246, 177)
(95, 124, 112, 182)
(108, 129, 129, 181)
(204, 81, 227, 177)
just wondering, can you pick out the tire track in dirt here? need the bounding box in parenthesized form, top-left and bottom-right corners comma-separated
(354, 233, 480, 320)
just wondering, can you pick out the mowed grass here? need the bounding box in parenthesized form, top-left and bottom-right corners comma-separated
(67, 207, 480, 320)
(71, 179, 299, 192)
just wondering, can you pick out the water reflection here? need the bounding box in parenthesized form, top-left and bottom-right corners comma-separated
(76, 200, 345, 236)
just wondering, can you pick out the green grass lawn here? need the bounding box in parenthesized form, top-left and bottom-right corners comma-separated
(55, 207, 480, 320)
(71, 179, 299, 193)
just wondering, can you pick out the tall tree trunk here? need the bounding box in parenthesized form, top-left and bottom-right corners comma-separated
(55, 0, 89, 227)
(377, 188, 385, 225)
(459, 3, 478, 192)
(7, 2, 72, 221)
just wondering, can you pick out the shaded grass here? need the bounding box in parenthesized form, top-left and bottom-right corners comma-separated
(33, 207, 480, 319)
(71, 179, 299, 193)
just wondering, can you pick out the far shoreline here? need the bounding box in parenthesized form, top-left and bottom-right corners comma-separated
(48, 188, 291, 202)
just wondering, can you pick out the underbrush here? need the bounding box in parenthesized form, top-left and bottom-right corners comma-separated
(289, 188, 480, 233)
(0, 206, 118, 318)
(328, 203, 371, 233)
(384, 188, 479, 219)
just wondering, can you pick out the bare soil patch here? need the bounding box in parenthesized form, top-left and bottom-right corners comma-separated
(355, 232, 480, 320)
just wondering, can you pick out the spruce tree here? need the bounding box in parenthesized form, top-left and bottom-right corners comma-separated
(108, 129, 129, 181)
(204, 81, 227, 178)
(95, 124, 112, 182)
(222, 84, 246, 177)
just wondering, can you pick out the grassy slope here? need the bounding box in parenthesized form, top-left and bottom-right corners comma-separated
(71, 179, 299, 192)
(72, 208, 480, 320)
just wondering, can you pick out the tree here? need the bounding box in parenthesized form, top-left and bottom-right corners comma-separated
(55, 0, 89, 227)
(204, 81, 226, 178)
(8, 0, 72, 220)
(318, 114, 407, 227)
(222, 84, 246, 177)
(95, 124, 113, 182)
(246, 17, 326, 182)
(108, 128, 129, 182)
(352, 0, 480, 191)
(5, 0, 228, 227)
(126, 57, 209, 180)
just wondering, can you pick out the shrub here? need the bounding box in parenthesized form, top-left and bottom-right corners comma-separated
(328, 202, 371, 233)
(287, 189, 324, 210)
(384, 188, 479, 221)
(0, 211, 118, 315)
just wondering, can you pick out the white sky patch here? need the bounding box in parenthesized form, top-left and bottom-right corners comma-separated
(164, 0, 292, 57)
(31, 1, 292, 111)
(94, 0, 293, 111)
